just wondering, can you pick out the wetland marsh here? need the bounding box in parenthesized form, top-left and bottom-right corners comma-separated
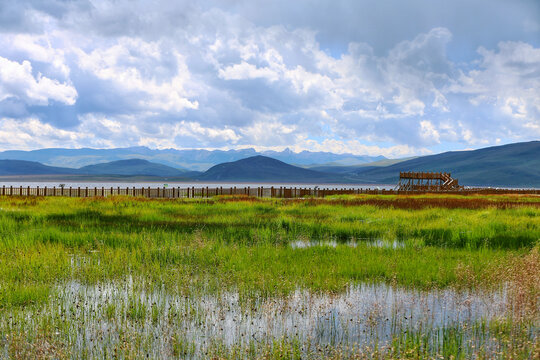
(0, 194, 538, 359)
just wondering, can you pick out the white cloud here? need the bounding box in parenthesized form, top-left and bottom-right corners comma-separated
(448, 41, 540, 138)
(75, 39, 198, 112)
(0, 117, 87, 150)
(419, 120, 440, 144)
(0, 1, 539, 156)
(0, 56, 77, 105)
(219, 62, 280, 82)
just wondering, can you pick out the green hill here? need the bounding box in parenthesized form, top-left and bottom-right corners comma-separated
(0, 158, 200, 179)
(0, 160, 78, 175)
(198, 156, 345, 182)
(351, 141, 540, 187)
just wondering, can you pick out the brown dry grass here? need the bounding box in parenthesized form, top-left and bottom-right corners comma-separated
(5, 332, 66, 360)
(284, 196, 540, 209)
(502, 246, 540, 322)
(455, 246, 539, 323)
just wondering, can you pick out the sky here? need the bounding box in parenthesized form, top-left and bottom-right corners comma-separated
(0, 0, 539, 158)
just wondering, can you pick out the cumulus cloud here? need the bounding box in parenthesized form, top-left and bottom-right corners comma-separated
(0, 117, 88, 150)
(0, 0, 538, 156)
(0, 56, 77, 106)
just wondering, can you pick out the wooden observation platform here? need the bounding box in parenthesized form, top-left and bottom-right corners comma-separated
(396, 171, 463, 191)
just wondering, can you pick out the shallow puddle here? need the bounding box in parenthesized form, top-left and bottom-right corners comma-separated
(1, 279, 514, 358)
(290, 239, 405, 249)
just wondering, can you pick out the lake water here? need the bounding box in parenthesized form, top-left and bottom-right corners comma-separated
(0, 181, 396, 190)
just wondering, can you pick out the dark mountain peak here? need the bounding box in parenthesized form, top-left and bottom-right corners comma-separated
(237, 155, 283, 163)
(198, 155, 344, 182)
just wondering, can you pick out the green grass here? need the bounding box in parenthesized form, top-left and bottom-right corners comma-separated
(0, 195, 538, 304)
(0, 194, 538, 358)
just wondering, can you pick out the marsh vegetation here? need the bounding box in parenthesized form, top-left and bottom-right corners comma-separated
(0, 194, 538, 358)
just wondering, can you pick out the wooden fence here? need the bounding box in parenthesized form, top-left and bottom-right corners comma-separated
(0, 185, 538, 198)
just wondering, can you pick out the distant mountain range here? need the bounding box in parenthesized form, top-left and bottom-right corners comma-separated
(0, 147, 384, 171)
(0, 141, 538, 187)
